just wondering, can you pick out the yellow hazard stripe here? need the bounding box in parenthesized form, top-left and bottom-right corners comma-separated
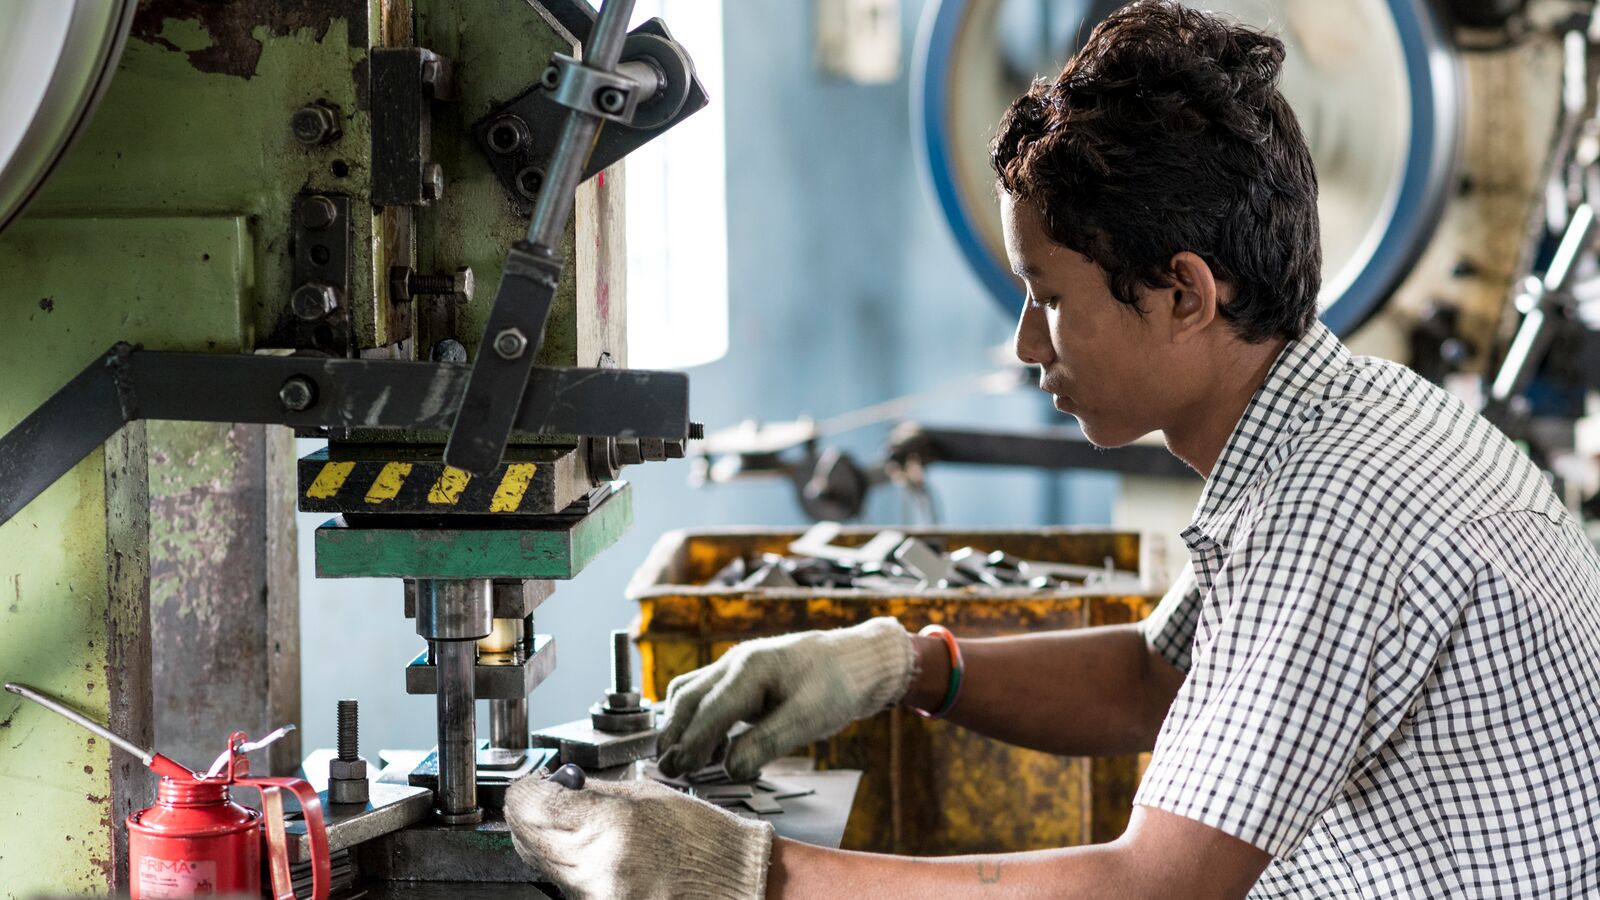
(489, 463, 538, 512)
(305, 462, 356, 499)
(426, 467, 472, 505)
(364, 462, 414, 504)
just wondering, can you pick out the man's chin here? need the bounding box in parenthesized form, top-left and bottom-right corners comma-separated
(1074, 415, 1140, 450)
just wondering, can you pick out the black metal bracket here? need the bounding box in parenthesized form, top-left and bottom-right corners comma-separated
(472, 18, 708, 216)
(371, 48, 454, 207)
(269, 192, 357, 355)
(0, 344, 689, 526)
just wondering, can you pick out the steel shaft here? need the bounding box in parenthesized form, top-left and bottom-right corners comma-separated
(415, 580, 492, 824)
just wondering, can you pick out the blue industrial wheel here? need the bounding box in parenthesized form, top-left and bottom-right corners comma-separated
(913, 0, 1461, 337)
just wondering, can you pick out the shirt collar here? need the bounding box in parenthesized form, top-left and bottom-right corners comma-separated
(1183, 320, 1350, 548)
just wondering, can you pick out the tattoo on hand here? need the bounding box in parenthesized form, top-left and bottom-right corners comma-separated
(977, 862, 1002, 885)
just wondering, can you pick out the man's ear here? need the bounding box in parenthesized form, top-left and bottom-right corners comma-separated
(1166, 251, 1219, 342)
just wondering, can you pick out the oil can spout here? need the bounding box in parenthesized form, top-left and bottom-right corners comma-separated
(3, 682, 194, 780)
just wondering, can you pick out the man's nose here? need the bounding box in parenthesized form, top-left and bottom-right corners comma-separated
(1013, 304, 1052, 367)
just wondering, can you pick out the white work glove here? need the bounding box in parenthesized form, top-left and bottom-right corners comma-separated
(505, 773, 774, 900)
(656, 617, 916, 780)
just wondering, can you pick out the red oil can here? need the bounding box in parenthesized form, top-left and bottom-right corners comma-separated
(126, 730, 330, 900)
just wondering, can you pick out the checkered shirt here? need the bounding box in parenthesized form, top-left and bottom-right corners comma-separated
(1135, 320, 1600, 897)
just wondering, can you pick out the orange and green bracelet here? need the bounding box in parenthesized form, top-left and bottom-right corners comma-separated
(912, 624, 964, 719)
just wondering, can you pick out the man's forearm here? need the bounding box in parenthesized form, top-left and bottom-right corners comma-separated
(767, 836, 1130, 899)
(902, 624, 1183, 755)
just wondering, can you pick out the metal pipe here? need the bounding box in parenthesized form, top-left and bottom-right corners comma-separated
(524, 0, 638, 248)
(489, 699, 530, 751)
(433, 639, 480, 823)
(414, 579, 492, 824)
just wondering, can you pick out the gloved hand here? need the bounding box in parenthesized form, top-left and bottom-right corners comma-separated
(656, 616, 916, 780)
(505, 773, 773, 900)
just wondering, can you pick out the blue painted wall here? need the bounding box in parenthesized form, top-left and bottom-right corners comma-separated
(297, 0, 1114, 757)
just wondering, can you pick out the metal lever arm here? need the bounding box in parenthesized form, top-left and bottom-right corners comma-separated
(444, 0, 641, 475)
(0, 344, 689, 526)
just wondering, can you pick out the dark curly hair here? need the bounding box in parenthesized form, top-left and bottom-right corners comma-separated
(991, 0, 1320, 343)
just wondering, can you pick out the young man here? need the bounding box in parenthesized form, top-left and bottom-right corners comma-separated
(506, 2, 1600, 897)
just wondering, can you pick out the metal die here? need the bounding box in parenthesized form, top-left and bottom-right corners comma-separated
(405, 634, 555, 700)
(532, 716, 659, 769)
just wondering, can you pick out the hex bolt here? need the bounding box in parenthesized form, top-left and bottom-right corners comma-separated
(540, 65, 560, 90)
(291, 283, 339, 321)
(609, 630, 632, 695)
(278, 376, 316, 412)
(493, 328, 528, 360)
(421, 162, 445, 202)
(291, 103, 340, 146)
(337, 699, 359, 761)
(395, 266, 474, 304)
(298, 195, 337, 231)
(328, 698, 369, 805)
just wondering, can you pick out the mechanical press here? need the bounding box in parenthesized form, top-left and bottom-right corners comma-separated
(0, 0, 704, 894)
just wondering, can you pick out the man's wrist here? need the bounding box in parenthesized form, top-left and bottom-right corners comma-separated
(902, 632, 952, 712)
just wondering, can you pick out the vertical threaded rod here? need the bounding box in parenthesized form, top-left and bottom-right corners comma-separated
(336, 699, 359, 761)
(610, 630, 631, 694)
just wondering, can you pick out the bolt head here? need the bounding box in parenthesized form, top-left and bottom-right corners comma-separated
(278, 377, 316, 412)
(292, 283, 339, 321)
(541, 65, 561, 90)
(514, 166, 545, 200)
(421, 162, 445, 202)
(453, 266, 475, 303)
(493, 328, 528, 359)
(291, 104, 339, 146)
(487, 116, 529, 155)
(431, 339, 468, 363)
(638, 437, 667, 462)
(298, 195, 337, 231)
(595, 87, 628, 114)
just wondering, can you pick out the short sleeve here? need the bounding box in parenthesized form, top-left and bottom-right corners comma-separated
(1141, 564, 1201, 673)
(1133, 503, 1442, 857)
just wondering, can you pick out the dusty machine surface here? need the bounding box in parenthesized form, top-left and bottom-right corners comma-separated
(0, 0, 712, 895)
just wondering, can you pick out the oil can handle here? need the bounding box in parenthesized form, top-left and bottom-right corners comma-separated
(239, 775, 331, 900)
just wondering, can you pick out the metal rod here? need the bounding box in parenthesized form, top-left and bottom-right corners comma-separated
(524, 0, 638, 248)
(4, 682, 156, 766)
(489, 699, 530, 751)
(433, 639, 480, 822)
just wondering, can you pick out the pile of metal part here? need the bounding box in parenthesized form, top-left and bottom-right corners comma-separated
(706, 522, 1141, 593)
(644, 761, 816, 819)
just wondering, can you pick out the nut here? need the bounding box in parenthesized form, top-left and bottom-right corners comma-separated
(493, 327, 528, 359)
(329, 756, 367, 782)
(291, 103, 340, 146)
(590, 703, 653, 734)
(278, 376, 316, 412)
(638, 438, 667, 462)
(606, 691, 642, 711)
(613, 439, 644, 467)
(291, 283, 339, 321)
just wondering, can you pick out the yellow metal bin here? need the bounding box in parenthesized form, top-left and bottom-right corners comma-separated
(626, 526, 1167, 855)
